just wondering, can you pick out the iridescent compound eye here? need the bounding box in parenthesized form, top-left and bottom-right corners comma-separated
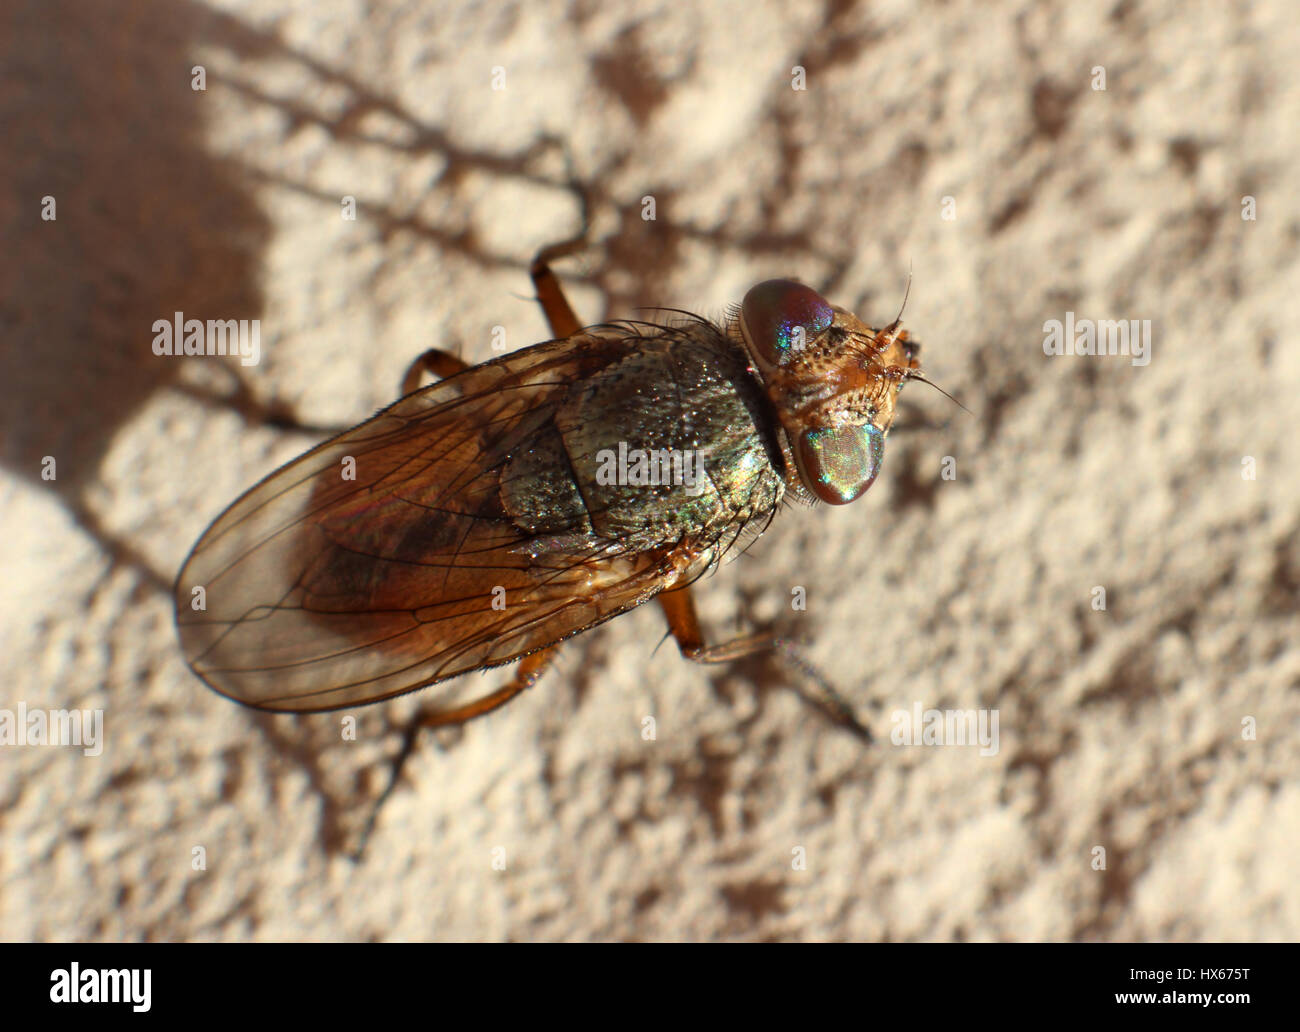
(795, 423, 884, 505)
(740, 280, 834, 366)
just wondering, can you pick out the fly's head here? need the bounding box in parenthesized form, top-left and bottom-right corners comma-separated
(736, 278, 921, 505)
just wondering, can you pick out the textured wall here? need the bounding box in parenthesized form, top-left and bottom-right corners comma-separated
(2, 0, 1297, 941)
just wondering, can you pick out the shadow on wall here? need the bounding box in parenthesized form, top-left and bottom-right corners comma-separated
(0, 3, 864, 596)
(0, 0, 271, 586)
(0, 0, 938, 860)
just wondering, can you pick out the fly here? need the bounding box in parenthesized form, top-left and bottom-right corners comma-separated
(174, 240, 927, 748)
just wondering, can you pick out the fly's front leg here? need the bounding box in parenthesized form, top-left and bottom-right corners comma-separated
(656, 586, 872, 742)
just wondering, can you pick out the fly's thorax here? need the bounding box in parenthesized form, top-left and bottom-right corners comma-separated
(498, 323, 786, 555)
(736, 279, 921, 505)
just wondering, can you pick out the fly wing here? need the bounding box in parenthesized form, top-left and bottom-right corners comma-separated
(175, 335, 676, 713)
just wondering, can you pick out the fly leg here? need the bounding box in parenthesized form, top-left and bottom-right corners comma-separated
(400, 215, 590, 396)
(356, 645, 558, 860)
(395, 217, 588, 403)
(531, 237, 586, 338)
(355, 334, 558, 858)
(418, 647, 558, 729)
(531, 180, 593, 338)
(359, 215, 592, 856)
(529, 214, 868, 742)
(656, 586, 872, 743)
(399, 348, 471, 395)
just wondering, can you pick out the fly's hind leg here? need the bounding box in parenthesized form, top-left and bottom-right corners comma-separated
(656, 586, 872, 742)
(416, 647, 558, 729)
(355, 647, 558, 860)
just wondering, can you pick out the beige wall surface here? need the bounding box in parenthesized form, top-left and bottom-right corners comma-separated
(2, 0, 1296, 941)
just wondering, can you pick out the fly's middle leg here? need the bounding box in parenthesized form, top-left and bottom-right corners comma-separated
(398, 218, 590, 402)
(656, 585, 873, 743)
(531, 240, 586, 339)
(531, 183, 593, 338)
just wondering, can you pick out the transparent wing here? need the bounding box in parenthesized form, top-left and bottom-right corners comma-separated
(174, 335, 680, 713)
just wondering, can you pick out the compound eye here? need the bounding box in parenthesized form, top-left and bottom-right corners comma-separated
(795, 424, 884, 505)
(741, 280, 834, 366)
